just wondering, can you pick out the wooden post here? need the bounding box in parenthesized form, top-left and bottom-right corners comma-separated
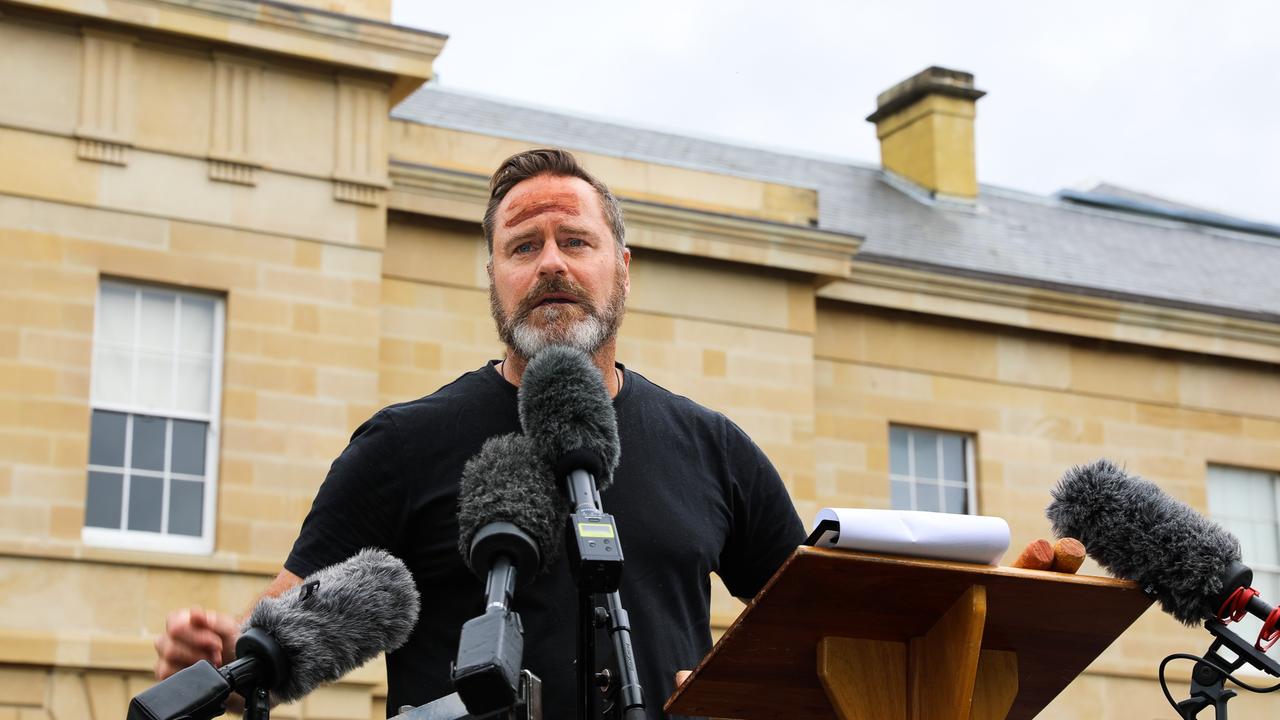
(816, 585, 1018, 720)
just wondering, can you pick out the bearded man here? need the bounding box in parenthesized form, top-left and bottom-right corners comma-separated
(153, 149, 806, 718)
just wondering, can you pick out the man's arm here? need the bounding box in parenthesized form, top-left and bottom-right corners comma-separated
(152, 567, 303, 680)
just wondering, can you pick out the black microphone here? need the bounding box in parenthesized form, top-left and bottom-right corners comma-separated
(517, 345, 645, 720)
(129, 548, 420, 719)
(1047, 459, 1272, 627)
(453, 432, 562, 715)
(517, 345, 620, 490)
(518, 345, 623, 591)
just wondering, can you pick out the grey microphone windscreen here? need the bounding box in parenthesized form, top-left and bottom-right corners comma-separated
(457, 431, 563, 572)
(243, 548, 419, 702)
(1046, 459, 1242, 625)
(517, 345, 620, 489)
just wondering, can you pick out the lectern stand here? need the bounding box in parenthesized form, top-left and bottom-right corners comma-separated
(665, 547, 1153, 720)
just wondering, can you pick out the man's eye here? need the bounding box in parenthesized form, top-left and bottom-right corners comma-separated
(565, 238, 585, 247)
(515, 243, 534, 254)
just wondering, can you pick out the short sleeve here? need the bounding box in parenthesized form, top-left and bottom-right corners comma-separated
(285, 410, 406, 578)
(716, 420, 807, 599)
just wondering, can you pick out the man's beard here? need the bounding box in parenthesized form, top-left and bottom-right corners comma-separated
(490, 266, 627, 360)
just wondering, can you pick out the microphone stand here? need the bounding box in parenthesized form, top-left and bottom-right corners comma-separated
(1174, 620, 1280, 719)
(391, 670, 542, 719)
(563, 469, 645, 720)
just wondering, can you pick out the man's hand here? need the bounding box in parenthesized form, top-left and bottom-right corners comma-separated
(153, 607, 240, 680)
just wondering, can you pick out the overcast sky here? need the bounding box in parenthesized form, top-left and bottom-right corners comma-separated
(393, 1, 1279, 225)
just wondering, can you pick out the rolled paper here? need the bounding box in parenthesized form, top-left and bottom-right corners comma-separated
(1051, 537, 1086, 574)
(1011, 538, 1055, 570)
(811, 508, 1011, 565)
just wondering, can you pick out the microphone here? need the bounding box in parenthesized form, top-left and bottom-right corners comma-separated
(129, 548, 419, 719)
(452, 432, 562, 716)
(517, 345, 620, 490)
(1046, 459, 1272, 628)
(517, 346, 646, 719)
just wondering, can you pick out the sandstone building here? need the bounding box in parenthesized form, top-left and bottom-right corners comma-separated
(1, 0, 1277, 717)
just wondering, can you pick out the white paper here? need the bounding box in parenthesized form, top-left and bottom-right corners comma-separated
(812, 507, 1010, 565)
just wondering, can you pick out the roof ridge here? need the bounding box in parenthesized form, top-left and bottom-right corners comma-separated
(393, 84, 881, 172)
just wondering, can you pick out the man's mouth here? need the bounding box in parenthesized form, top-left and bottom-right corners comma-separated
(534, 293, 579, 307)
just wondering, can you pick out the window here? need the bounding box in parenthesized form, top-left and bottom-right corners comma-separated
(83, 280, 224, 554)
(889, 426, 975, 514)
(1206, 465, 1280, 646)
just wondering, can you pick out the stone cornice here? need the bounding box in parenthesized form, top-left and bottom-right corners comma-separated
(388, 161, 863, 279)
(4, 0, 445, 101)
(823, 260, 1280, 364)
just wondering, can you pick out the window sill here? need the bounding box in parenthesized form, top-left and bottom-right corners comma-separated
(0, 535, 282, 576)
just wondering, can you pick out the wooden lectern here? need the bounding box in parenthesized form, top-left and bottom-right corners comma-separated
(665, 547, 1152, 720)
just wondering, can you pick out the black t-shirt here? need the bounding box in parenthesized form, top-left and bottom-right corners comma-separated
(285, 362, 806, 718)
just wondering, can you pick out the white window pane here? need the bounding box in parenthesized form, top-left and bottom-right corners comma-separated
(170, 419, 207, 476)
(127, 475, 163, 532)
(1206, 478, 1229, 517)
(174, 357, 212, 414)
(179, 296, 216, 355)
(889, 427, 909, 476)
(169, 479, 204, 536)
(890, 480, 912, 510)
(1252, 522, 1278, 566)
(135, 354, 174, 410)
(84, 471, 123, 529)
(89, 410, 127, 467)
(138, 290, 176, 351)
(91, 348, 133, 406)
(130, 415, 166, 472)
(913, 431, 939, 480)
(98, 284, 135, 346)
(941, 435, 965, 483)
(1251, 480, 1277, 522)
(917, 481, 941, 512)
(1259, 570, 1280, 603)
(943, 484, 968, 514)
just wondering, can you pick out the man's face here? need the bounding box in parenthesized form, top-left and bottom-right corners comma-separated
(488, 174, 631, 359)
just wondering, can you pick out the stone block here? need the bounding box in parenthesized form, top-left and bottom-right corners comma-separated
(83, 671, 127, 717)
(0, 666, 46, 705)
(42, 431, 84, 469)
(1069, 346, 1179, 404)
(302, 682, 373, 719)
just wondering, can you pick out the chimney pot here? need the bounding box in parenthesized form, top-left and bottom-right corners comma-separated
(866, 66, 986, 200)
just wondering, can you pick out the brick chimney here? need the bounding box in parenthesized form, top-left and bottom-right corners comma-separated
(866, 66, 986, 200)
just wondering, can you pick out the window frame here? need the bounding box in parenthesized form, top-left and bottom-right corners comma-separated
(1206, 464, 1280, 593)
(81, 279, 225, 555)
(888, 424, 978, 515)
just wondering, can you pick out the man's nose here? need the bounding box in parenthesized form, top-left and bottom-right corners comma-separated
(535, 239, 568, 276)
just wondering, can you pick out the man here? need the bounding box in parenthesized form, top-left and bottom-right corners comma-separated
(154, 148, 806, 717)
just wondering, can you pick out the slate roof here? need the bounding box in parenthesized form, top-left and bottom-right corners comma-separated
(392, 86, 1280, 323)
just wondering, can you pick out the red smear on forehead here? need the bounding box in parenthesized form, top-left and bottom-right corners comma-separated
(504, 192, 581, 228)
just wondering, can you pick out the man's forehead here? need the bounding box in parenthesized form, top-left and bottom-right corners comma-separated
(498, 175, 604, 230)
(503, 191, 582, 229)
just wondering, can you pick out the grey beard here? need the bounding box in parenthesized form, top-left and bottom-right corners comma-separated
(490, 276, 626, 361)
(507, 306, 614, 359)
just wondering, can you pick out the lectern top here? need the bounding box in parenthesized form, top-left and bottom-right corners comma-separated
(666, 546, 1153, 719)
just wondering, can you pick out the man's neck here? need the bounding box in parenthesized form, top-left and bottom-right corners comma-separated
(497, 342, 622, 397)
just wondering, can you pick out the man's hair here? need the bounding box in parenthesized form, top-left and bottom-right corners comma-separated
(482, 148, 626, 255)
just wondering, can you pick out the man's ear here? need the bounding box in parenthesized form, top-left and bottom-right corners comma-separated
(621, 247, 631, 296)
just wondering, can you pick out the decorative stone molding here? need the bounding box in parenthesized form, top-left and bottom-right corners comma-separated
(332, 76, 389, 206)
(334, 180, 382, 206)
(208, 159, 256, 186)
(821, 260, 1280, 365)
(76, 138, 129, 165)
(75, 29, 136, 165)
(207, 54, 263, 185)
(387, 162, 862, 279)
